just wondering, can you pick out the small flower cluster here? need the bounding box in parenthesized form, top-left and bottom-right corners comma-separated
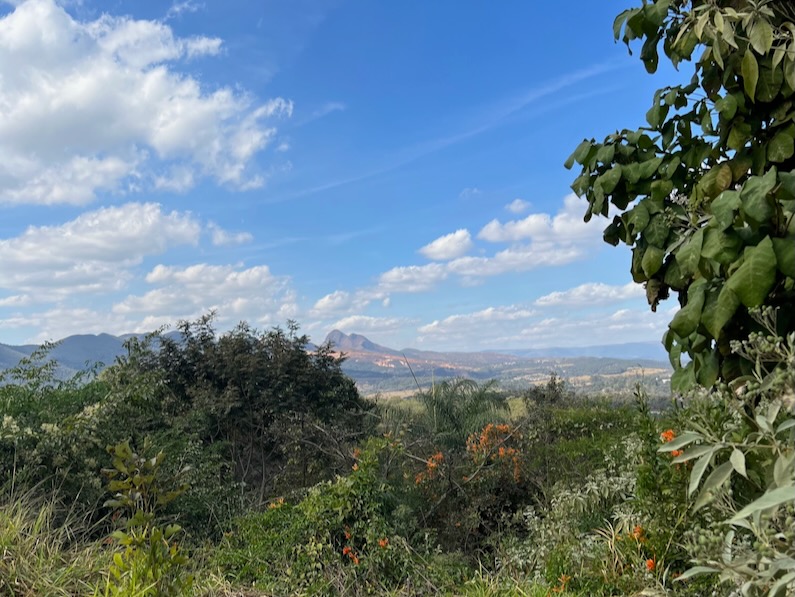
(341, 545, 360, 565)
(631, 524, 646, 542)
(660, 428, 683, 457)
(268, 497, 285, 510)
(415, 451, 444, 485)
(466, 423, 522, 482)
(547, 573, 571, 595)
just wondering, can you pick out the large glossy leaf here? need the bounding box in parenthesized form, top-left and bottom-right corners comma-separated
(740, 168, 777, 225)
(726, 237, 777, 307)
(710, 190, 741, 230)
(642, 246, 665, 277)
(701, 285, 740, 340)
(768, 130, 794, 163)
(729, 485, 795, 522)
(742, 50, 759, 102)
(676, 228, 704, 277)
(701, 228, 741, 265)
(597, 165, 623, 194)
(670, 279, 707, 337)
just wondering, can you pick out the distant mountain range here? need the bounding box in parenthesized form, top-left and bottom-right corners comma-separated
(0, 330, 671, 397)
(321, 330, 671, 396)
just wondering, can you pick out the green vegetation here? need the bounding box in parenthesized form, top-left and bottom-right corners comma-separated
(2, 1, 794, 595)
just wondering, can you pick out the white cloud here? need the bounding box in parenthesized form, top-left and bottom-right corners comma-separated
(535, 282, 644, 307)
(505, 198, 530, 214)
(377, 263, 448, 293)
(0, 0, 291, 204)
(330, 315, 410, 334)
(458, 187, 481, 199)
(208, 222, 254, 246)
(479, 193, 597, 244)
(114, 263, 298, 328)
(165, 1, 203, 20)
(0, 202, 200, 299)
(415, 304, 668, 351)
(0, 306, 134, 344)
(419, 305, 536, 337)
(418, 229, 473, 261)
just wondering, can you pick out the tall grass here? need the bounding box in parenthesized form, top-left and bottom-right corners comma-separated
(0, 489, 107, 596)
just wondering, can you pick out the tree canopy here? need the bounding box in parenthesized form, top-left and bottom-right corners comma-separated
(566, 0, 795, 390)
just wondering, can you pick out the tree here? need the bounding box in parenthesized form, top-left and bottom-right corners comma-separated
(566, 0, 795, 390)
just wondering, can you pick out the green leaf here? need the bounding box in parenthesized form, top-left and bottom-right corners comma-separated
(597, 165, 622, 194)
(702, 228, 742, 265)
(676, 228, 704, 277)
(742, 50, 759, 102)
(715, 94, 738, 119)
(749, 19, 774, 55)
(671, 361, 696, 392)
(659, 431, 703, 452)
(672, 443, 717, 462)
(693, 461, 734, 511)
(565, 140, 592, 169)
(696, 348, 720, 386)
(644, 214, 669, 247)
(689, 450, 715, 496)
(730, 448, 747, 478)
(774, 450, 795, 487)
(675, 566, 720, 581)
(740, 169, 777, 225)
(701, 285, 740, 339)
(624, 201, 650, 236)
(700, 163, 733, 198)
(642, 246, 665, 277)
(595, 144, 615, 164)
(726, 237, 777, 307)
(670, 279, 706, 337)
(638, 156, 664, 179)
(770, 572, 795, 597)
(729, 485, 795, 522)
(768, 130, 795, 163)
(710, 190, 741, 230)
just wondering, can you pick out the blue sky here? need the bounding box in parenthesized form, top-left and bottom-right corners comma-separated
(0, 0, 680, 350)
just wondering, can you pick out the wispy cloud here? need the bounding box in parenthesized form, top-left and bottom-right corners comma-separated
(287, 62, 624, 200)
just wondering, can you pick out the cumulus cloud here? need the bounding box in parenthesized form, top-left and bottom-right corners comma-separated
(479, 193, 597, 244)
(377, 263, 448, 293)
(0, 202, 200, 299)
(418, 229, 473, 261)
(114, 262, 298, 327)
(0, 0, 291, 204)
(208, 222, 254, 246)
(505, 198, 530, 214)
(535, 282, 644, 307)
(329, 315, 411, 334)
(416, 304, 668, 350)
(419, 305, 536, 336)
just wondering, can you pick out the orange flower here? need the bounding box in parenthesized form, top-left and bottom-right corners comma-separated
(344, 528, 351, 540)
(352, 447, 361, 458)
(342, 546, 352, 555)
(352, 463, 359, 471)
(378, 537, 389, 549)
(660, 429, 675, 443)
(646, 558, 656, 571)
(632, 525, 644, 540)
(671, 449, 683, 458)
(352, 555, 360, 565)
